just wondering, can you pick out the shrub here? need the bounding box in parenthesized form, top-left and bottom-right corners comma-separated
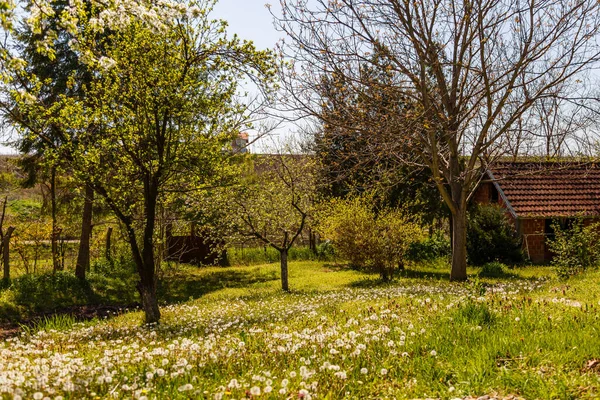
(316, 195, 424, 280)
(0, 289, 22, 322)
(87, 257, 139, 305)
(547, 219, 600, 278)
(467, 204, 523, 266)
(406, 232, 450, 262)
(478, 261, 507, 278)
(11, 272, 93, 312)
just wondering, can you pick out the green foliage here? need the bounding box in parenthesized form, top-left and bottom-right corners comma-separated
(406, 232, 450, 262)
(0, 289, 22, 321)
(467, 204, 523, 266)
(8, 199, 42, 219)
(548, 219, 600, 278)
(87, 257, 139, 305)
(478, 261, 508, 278)
(10, 272, 93, 312)
(316, 195, 424, 280)
(0, 171, 19, 191)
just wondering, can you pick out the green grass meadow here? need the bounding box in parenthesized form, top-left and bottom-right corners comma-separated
(1, 261, 600, 399)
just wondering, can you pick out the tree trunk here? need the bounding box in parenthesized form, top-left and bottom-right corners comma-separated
(105, 227, 113, 262)
(138, 176, 161, 323)
(2, 226, 15, 281)
(309, 229, 317, 255)
(450, 203, 468, 281)
(75, 184, 94, 280)
(51, 167, 61, 272)
(138, 280, 160, 324)
(280, 248, 289, 291)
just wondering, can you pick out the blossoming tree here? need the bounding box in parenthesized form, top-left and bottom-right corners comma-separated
(0, 0, 277, 323)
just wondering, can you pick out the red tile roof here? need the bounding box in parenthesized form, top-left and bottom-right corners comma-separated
(488, 161, 600, 218)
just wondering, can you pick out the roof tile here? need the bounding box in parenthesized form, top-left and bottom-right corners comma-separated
(488, 161, 600, 218)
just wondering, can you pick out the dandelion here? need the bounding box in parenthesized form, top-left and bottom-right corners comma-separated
(360, 368, 368, 374)
(380, 368, 388, 375)
(250, 386, 261, 396)
(228, 379, 241, 389)
(264, 385, 273, 393)
(430, 350, 437, 356)
(178, 384, 193, 392)
(515, 317, 521, 322)
(334, 371, 347, 379)
(33, 394, 44, 400)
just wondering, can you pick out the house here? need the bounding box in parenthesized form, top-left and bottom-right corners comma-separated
(473, 161, 600, 263)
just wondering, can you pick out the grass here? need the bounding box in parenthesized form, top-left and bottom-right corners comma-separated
(1, 260, 600, 399)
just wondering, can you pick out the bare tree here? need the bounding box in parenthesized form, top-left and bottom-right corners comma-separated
(273, 0, 600, 280)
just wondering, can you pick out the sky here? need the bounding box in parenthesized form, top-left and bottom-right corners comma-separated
(212, 0, 302, 152)
(212, 0, 283, 52)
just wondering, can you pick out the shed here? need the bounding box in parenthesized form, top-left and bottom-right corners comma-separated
(473, 161, 600, 262)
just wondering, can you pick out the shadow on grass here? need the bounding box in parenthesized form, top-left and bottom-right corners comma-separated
(346, 268, 450, 288)
(346, 266, 541, 289)
(157, 268, 279, 303)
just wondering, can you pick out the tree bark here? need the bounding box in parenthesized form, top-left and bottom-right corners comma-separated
(280, 248, 289, 292)
(51, 167, 61, 272)
(75, 184, 94, 279)
(309, 229, 317, 255)
(105, 227, 113, 262)
(2, 226, 15, 281)
(137, 176, 161, 323)
(450, 203, 468, 281)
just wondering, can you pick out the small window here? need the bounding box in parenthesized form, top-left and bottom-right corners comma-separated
(490, 185, 499, 203)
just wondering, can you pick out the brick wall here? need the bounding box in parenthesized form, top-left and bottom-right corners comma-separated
(521, 218, 546, 263)
(473, 182, 491, 204)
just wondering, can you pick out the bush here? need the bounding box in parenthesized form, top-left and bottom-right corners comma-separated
(467, 204, 523, 266)
(547, 219, 600, 279)
(406, 232, 450, 262)
(478, 261, 507, 278)
(316, 195, 424, 280)
(11, 272, 93, 312)
(0, 289, 22, 322)
(87, 257, 139, 305)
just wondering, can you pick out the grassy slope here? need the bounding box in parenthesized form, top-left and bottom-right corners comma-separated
(1, 262, 600, 399)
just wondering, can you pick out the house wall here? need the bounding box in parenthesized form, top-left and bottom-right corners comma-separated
(521, 219, 546, 263)
(473, 182, 491, 204)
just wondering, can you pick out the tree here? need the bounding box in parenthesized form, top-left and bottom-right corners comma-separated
(274, 0, 600, 280)
(2, 0, 95, 277)
(195, 151, 315, 291)
(314, 59, 447, 225)
(233, 152, 314, 292)
(1, 1, 276, 322)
